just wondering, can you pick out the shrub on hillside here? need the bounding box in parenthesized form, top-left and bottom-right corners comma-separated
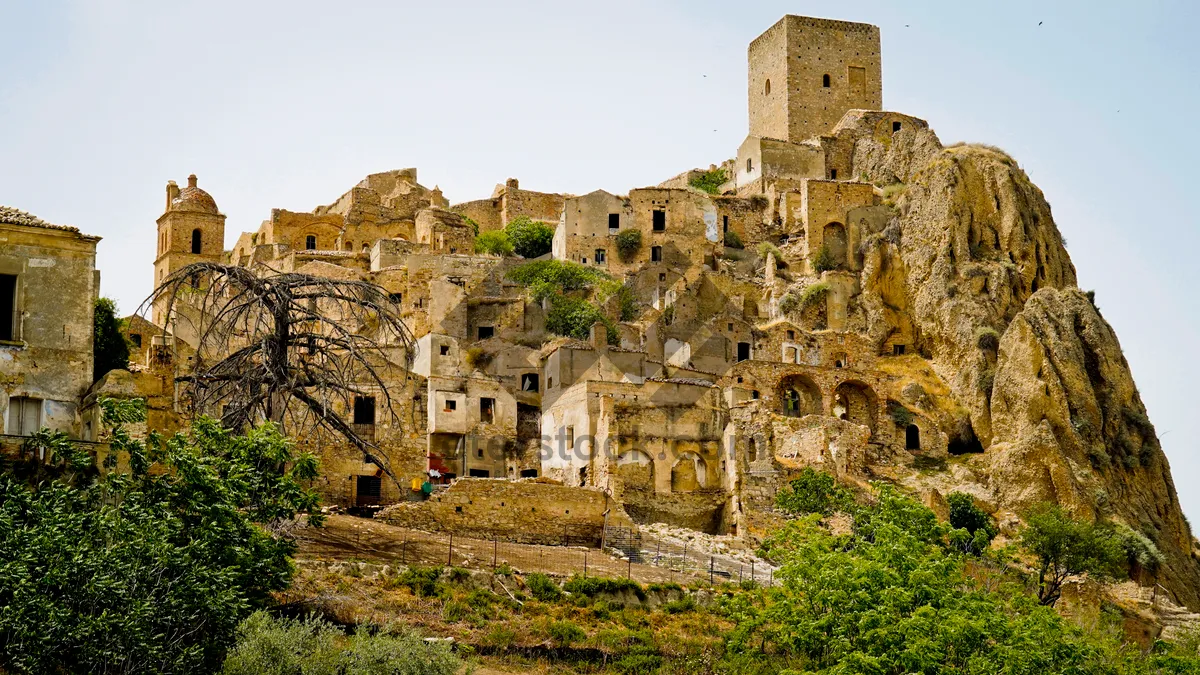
(474, 230, 513, 256)
(505, 216, 554, 258)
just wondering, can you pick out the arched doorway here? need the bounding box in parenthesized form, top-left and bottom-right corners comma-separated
(776, 374, 822, 417)
(670, 452, 708, 492)
(833, 380, 878, 436)
(823, 222, 847, 268)
(906, 424, 920, 450)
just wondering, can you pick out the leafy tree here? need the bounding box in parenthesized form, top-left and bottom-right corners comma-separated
(1018, 503, 1125, 606)
(544, 295, 617, 345)
(505, 216, 554, 258)
(474, 229, 513, 256)
(947, 491, 998, 554)
(774, 468, 852, 517)
(93, 296, 130, 381)
(615, 229, 642, 262)
(0, 398, 323, 674)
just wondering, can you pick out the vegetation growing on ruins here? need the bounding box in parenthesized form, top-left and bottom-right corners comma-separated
(93, 296, 129, 381)
(615, 228, 642, 261)
(506, 260, 624, 343)
(757, 241, 786, 267)
(505, 216, 555, 258)
(474, 229, 513, 256)
(688, 167, 728, 195)
(723, 230, 743, 249)
(0, 399, 323, 674)
(976, 325, 1001, 351)
(812, 245, 836, 272)
(797, 281, 830, 310)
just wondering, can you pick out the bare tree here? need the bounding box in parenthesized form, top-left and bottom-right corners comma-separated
(142, 262, 415, 489)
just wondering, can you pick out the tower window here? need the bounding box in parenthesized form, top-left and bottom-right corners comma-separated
(893, 121, 902, 133)
(764, 79, 771, 95)
(651, 246, 662, 262)
(652, 210, 666, 231)
(746, 158, 753, 172)
(191, 229, 202, 254)
(305, 235, 316, 250)
(822, 74, 831, 88)
(608, 213, 620, 230)
(830, 168, 838, 180)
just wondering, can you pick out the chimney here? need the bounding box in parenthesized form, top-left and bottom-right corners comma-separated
(505, 177, 519, 190)
(590, 321, 608, 351)
(165, 180, 180, 211)
(187, 174, 198, 189)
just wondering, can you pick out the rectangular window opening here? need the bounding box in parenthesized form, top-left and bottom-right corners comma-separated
(0, 274, 16, 341)
(521, 373, 539, 392)
(651, 246, 662, 262)
(608, 213, 620, 230)
(594, 249, 606, 263)
(353, 395, 376, 425)
(478, 326, 494, 339)
(7, 397, 41, 436)
(480, 397, 495, 424)
(652, 210, 666, 231)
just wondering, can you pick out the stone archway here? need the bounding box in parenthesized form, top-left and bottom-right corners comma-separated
(833, 380, 878, 436)
(616, 449, 655, 489)
(823, 222, 847, 268)
(776, 374, 822, 417)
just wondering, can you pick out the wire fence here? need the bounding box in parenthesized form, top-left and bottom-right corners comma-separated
(297, 518, 777, 588)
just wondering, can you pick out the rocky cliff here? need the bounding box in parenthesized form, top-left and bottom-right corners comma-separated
(851, 126, 1200, 608)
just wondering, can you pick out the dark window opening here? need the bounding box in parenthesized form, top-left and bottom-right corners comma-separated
(893, 121, 902, 133)
(893, 344, 906, 356)
(476, 446, 484, 459)
(594, 249, 606, 263)
(786, 330, 795, 340)
(388, 292, 402, 304)
(722, 215, 729, 233)
(468, 468, 490, 477)
(579, 466, 587, 484)
(746, 158, 753, 172)
(520, 468, 539, 478)
(659, 273, 666, 282)
(0, 274, 16, 341)
(478, 326, 494, 339)
(191, 228, 202, 254)
(737, 342, 751, 362)
(608, 213, 620, 230)
(651, 246, 662, 262)
(581, 257, 587, 264)
(305, 235, 316, 250)
(353, 396, 376, 425)
(751, 390, 760, 400)
(906, 424, 920, 450)
(764, 79, 771, 95)
(439, 344, 450, 356)
(521, 373, 539, 392)
(822, 73, 831, 87)
(130, 333, 142, 348)
(480, 397, 495, 424)
(444, 399, 457, 412)
(355, 475, 381, 506)
(652, 210, 666, 231)
(830, 168, 838, 180)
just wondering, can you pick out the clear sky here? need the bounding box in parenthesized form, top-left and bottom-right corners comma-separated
(2, 1, 1197, 522)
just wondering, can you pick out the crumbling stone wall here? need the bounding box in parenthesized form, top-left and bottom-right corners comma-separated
(377, 477, 634, 545)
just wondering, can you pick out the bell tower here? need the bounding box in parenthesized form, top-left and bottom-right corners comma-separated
(152, 174, 225, 327)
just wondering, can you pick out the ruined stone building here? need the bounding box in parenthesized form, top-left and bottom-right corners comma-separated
(0, 207, 100, 444)
(115, 15, 1200, 607)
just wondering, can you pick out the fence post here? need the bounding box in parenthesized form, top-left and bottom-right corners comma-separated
(750, 560, 755, 583)
(739, 564, 743, 583)
(401, 538, 407, 565)
(448, 533, 453, 566)
(627, 555, 632, 580)
(655, 542, 661, 564)
(769, 568, 774, 587)
(493, 535, 498, 568)
(584, 549, 588, 577)
(709, 556, 714, 585)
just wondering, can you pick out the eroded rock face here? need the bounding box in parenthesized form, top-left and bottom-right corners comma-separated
(849, 128, 1198, 608)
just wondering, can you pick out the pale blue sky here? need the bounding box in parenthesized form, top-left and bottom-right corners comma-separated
(2, 1, 1196, 522)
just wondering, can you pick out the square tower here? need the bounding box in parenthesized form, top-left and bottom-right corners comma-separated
(748, 16, 882, 143)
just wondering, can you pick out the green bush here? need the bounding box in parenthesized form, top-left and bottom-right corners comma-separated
(812, 245, 836, 272)
(798, 282, 830, 311)
(723, 230, 744, 249)
(474, 229, 513, 256)
(526, 573, 563, 602)
(93, 297, 129, 381)
(505, 216, 555, 258)
(547, 620, 587, 649)
(663, 595, 697, 614)
(544, 295, 618, 345)
(887, 400, 914, 427)
(1114, 523, 1165, 571)
(688, 167, 728, 195)
(441, 599, 470, 623)
(392, 565, 443, 598)
(775, 468, 852, 516)
(222, 611, 461, 675)
(616, 229, 642, 262)
(947, 492, 998, 554)
(758, 241, 786, 267)
(975, 326, 1000, 351)
(778, 292, 800, 315)
(564, 575, 646, 601)
(465, 346, 493, 370)
(506, 260, 611, 298)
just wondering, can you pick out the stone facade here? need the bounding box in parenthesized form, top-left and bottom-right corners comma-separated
(0, 207, 100, 443)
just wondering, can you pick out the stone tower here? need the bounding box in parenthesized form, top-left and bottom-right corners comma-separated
(748, 16, 882, 143)
(152, 174, 225, 327)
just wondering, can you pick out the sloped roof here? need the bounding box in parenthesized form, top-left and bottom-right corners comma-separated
(0, 205, 81, 233)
